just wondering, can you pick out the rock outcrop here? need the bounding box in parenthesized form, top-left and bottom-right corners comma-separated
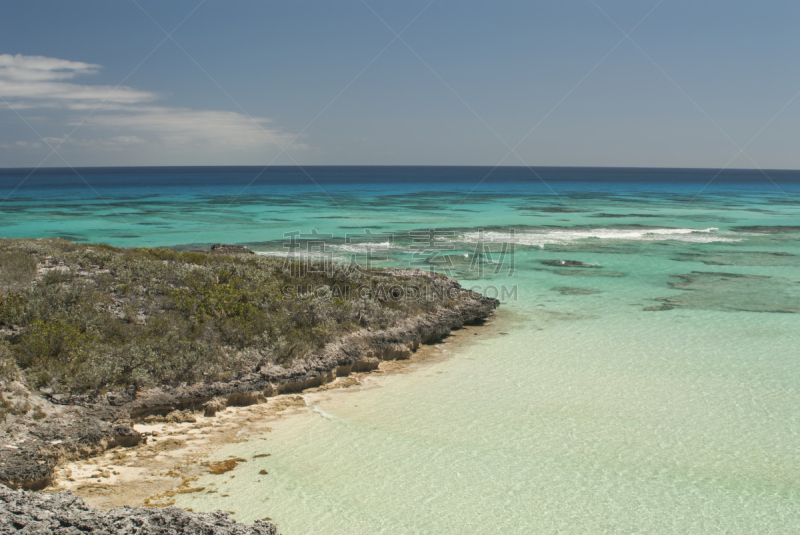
(0, 384, 142, 491)
(0, 484, 280, 534)
(209, 244, 256, 255)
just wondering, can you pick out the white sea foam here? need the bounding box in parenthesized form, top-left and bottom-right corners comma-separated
(461, 227, 740, 247)
(330, 241, 393, 254)
(255, 250, 349, 261)
(312, 405, 337, 420)
(256, 241, 393, 257)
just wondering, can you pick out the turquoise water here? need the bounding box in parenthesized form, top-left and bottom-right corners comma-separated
(2, 167, 800, 533)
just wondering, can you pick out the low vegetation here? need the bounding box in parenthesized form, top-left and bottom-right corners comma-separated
(0, 238, 455, 394)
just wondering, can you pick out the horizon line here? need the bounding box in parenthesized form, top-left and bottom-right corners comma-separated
(2, 164, 800, 174)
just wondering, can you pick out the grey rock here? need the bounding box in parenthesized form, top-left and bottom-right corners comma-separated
(0, 402, 141, 490)
(209, 244, 255, 255)
(0, 484, 280, 534)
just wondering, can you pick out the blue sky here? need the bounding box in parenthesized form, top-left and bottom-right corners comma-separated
(1, 0, 799, 168)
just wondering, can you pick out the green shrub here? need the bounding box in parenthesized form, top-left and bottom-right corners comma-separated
(15, 319, 97, 387)
(0, 251, 36, 290)
(42, 269, 72, 285)
(0, 392, 30, 422)
(0, 341, 20, 384)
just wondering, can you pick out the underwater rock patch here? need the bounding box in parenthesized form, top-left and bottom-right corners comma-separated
(553, 269, 626, 277)
(540, 259, 600, 268)
(537, 206, 588, 213)
(551, 287, 601, 295)
(731, 226, 800, 234)
(590, 213, 662, 218)
(671, 250, 798, 267)
(647, 271, 800, 313)
(204, 458, 247, 475)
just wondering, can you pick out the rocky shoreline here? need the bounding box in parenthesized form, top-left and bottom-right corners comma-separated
(0, 270, 497, 493)
(0, 483, 280, 534)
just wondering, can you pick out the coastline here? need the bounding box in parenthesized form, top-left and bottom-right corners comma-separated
(0, 239, 499, 493)
(46, 310, 508, 511)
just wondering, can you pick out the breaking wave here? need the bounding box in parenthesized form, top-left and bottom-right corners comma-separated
(461, 227, 740, 247)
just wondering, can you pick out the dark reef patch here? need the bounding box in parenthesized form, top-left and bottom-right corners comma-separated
(540, 260, 600, 268)
(671, 250, 798, 267)
(551, 287, 601, 295)
(590, 213, 662, 218)
(554, 269, 626, 278)
(516, 206, 588, 213)
(647, 271, 800, 313)
(731, 226, 800, 234)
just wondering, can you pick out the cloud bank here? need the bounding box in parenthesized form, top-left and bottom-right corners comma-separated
(0, 53, 303, 162)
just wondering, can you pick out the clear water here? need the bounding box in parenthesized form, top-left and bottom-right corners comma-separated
(2, 166, 799, 533)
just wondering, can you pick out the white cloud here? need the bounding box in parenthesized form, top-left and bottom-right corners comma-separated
(0, 79, 159, 105)
(0, 140, 42, 149)
(0, 53, 304, 155)
(0, 53, 157, 105)
(87, 106, 301, 150)
(0, 54, 100, 82)
(40, 135, 146, 150)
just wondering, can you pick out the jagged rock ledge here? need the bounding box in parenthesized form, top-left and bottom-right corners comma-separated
(0, 269, 498, 491)
(0, 484, 280, 534)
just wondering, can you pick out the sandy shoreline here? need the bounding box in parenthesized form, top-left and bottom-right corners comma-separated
(45, 314, 506, 511)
